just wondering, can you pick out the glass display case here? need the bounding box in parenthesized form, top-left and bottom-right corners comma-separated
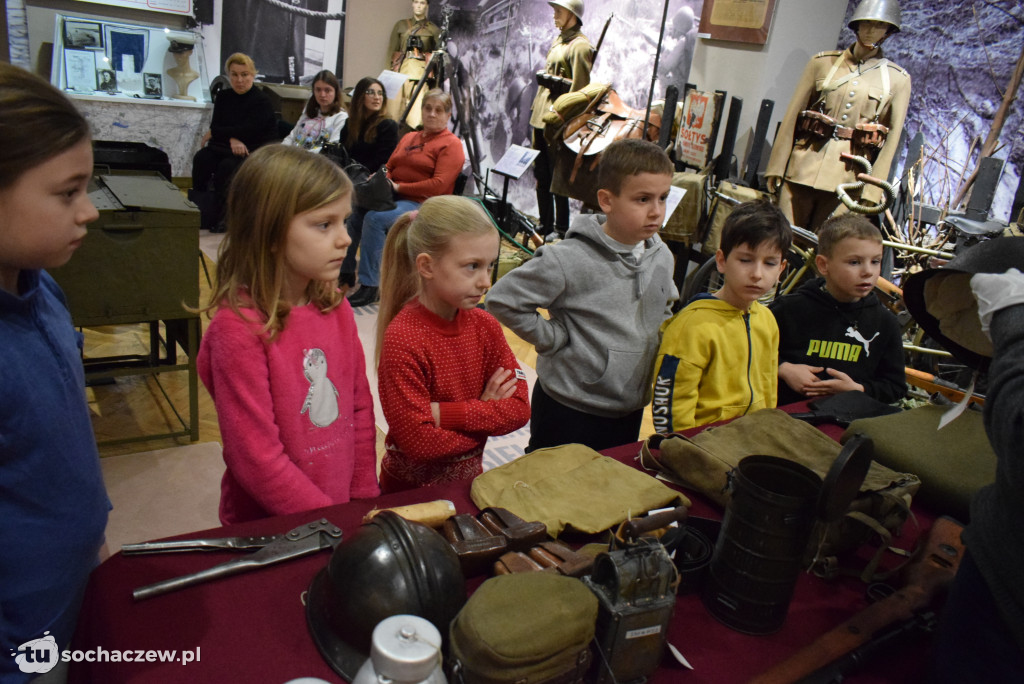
(51, 13, 211, 105)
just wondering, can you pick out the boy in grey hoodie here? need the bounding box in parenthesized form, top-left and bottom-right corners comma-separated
(487, 139, 678, 451)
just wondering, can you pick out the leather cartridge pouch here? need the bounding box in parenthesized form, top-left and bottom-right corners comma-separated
(494, 541, 593, 578)
(796, 109, 837, 139)
(478, 507, 548, 551)
(442, 514, 508, 577)
(852, 121, 890, 151)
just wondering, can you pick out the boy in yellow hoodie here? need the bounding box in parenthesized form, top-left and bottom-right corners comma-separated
(652, 200, 792, 432)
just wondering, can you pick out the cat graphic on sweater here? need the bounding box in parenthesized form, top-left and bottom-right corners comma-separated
(301, 348, 339, 427)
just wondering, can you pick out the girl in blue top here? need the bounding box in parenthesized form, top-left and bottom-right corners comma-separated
(0, 64, 110, 682)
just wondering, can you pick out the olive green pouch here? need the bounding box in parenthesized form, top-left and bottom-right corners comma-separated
(448, 573, 598, 684)
(843, 404, 996, 521)
(470, 443, 688, 538)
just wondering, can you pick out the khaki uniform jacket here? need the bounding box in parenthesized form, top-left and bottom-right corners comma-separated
(529, 27, 593, 130)
(387, 17, 441, 74)
(766, 47, 911, 203)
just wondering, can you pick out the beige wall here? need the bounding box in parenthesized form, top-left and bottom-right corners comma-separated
(341, 0, 411, 89)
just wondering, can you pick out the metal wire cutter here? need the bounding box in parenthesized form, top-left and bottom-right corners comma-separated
(123, 518, 343, 601)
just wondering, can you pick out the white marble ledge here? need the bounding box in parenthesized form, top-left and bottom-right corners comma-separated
(68, 93, 212, 109)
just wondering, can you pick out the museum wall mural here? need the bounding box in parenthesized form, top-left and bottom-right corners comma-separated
(443, 0, 701, 215)
(439, 0, 1021, 222)
(838, 0, 1022, 221)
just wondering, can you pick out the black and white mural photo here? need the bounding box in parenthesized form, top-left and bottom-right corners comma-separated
(443, 0, 701, 215)
(435, 0, 1021, 221)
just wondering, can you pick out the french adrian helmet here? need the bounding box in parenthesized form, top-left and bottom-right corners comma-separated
(549, 0, 584, 23)
(305, 511, 467, 680)
(848, 0, 902, 34)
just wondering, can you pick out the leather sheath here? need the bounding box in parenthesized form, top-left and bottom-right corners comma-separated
(442, 514, 508, 577)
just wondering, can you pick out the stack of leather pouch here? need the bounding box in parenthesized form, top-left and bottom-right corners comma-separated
(796, 109, 837, 140)
(494, 540, 593, 578)
(583, 537, 679, 684)
(448, 572, 597, 684)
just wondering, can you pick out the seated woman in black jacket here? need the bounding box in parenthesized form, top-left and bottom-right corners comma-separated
(191, 53, 277, 231)
(337, 76, 399, 287)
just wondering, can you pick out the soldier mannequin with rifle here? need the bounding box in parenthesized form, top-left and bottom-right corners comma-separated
(765, 0, 910, 231)
(386, 0, 440, 131)
(529, 0, 593, 241)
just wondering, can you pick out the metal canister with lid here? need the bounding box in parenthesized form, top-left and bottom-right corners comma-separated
(352, 615, 447, 684)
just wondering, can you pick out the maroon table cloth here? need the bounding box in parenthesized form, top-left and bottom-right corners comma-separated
(69, 416, 937, 683)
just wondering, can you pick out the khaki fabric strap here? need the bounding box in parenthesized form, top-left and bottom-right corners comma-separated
(817, 56, 891, 113)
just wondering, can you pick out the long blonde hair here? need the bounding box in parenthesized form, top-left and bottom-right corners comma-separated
(199, 144, 353, 338)
(376, 196, 495, 362)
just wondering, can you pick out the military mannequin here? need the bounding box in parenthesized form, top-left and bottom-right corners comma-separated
(766, 0, 910, 231)
(529, 0, 593, 240)
(386, 0, 441, 130)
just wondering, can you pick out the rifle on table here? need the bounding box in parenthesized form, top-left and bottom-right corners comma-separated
(748, 515, 965, 684)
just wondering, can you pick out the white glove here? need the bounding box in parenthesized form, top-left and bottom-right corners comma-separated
(971, 268, 1024, 334)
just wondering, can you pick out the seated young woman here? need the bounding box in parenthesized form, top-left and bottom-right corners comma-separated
(336, 76, 399, 289)
(347, 88, 464, 307)
(282, 69, 347, 154)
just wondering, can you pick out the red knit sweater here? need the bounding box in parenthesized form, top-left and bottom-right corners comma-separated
(378, 300, 530, 491)
(387, 128, 465, 203)
(198, 298, 379, 524)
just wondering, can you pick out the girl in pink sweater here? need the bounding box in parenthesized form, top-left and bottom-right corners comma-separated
(376, 196, 531, 493)
(198, 145, 379, 524)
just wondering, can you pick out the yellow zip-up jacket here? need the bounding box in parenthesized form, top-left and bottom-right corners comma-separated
(652, 297, 779, 433)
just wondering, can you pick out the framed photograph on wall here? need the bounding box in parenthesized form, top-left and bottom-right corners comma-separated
(64, 49, 98, 91)
(698, 0, 778, 45)
(63, 20, 103, 49)
(97, 68, 118, 93)
(143, 73, 163, 98)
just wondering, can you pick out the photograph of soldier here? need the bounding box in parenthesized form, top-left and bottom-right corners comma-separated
(143, 73, 162, 98)
(529, 0, 593, 240)
(97, 69, 117, 93)
(386, 0, 441, 130)
(766, 0, 910, 232)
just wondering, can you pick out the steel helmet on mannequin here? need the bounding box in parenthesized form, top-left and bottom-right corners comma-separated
(549, 0, 584, 24)
(848, 0, 902, 34)
(305, 511, 466, 680)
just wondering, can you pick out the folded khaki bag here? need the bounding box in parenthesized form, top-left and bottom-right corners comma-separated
(843, 404, 996, 522)
(640, 409, 921, 581)
(470, 443, 687, 538)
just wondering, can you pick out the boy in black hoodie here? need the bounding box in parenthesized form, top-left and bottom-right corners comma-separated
(770, 214, 906, 405)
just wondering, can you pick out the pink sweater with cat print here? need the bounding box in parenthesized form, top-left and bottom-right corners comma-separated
(198, 298, 379, 524)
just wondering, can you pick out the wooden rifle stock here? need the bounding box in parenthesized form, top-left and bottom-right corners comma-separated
(747, 516, 965, 684)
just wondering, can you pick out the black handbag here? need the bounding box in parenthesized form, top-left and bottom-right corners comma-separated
(319, 143, 396, 213)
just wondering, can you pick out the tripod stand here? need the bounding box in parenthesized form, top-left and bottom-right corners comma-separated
(398, 7, 483, 182)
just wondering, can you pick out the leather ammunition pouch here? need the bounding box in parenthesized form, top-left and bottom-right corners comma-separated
(583, 538, 679, 684)
(796, 111, 889, 153)
(442, 514, 508, 577)
(796, 110, 837, 139)
(852, 121, 889, 150)
(494, 541, 594, 578)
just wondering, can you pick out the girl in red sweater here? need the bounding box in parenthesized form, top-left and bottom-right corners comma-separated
(197, 145, 379, 524)
(376, 196, 531, 493)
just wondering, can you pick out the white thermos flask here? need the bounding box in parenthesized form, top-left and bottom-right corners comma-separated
(352, 615, 447, 684)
